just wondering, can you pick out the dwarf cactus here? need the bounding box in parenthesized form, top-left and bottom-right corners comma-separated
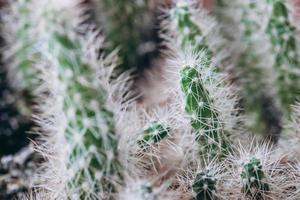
(192, 171, 217, 200)
(266, 0, 300, 113)
(241, 158, 270, 198)
(169, 2, 236, 199)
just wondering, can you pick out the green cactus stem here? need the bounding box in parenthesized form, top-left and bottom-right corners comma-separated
(173, 2, 230, 160)
(49, 30, 123, 198)
(241, 158, 270, 198)
(173, 2, 212, 59)
(236, 1, 283, 143)
(34, 5, 125, 196)
(180, 65, 230, 160)
(172, 3, 232, 199)
(192, 170, 217, 200)
(138, 121, 169, 146)
(266, 0, 300, 114)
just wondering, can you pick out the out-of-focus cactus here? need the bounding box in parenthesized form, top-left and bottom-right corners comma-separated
(238, 0, 283, 142)
(4, 0, 40, 92)
(29, 1, 124, 199)
(241, 158, 270, 198)
(95, 0, 160, 72)
(266, 0, 300, 114)
(173, 2, 212, 59)
(0, 0, 38, 155)
(120, 180, 159, 200)
(51, 32, 123, 198)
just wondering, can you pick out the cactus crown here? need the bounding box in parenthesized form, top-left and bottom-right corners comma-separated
(192, 170, 217, 200)
(241, 157, 270, 198)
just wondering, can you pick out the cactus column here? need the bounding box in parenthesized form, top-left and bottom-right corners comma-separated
(34, 4, 124, 198)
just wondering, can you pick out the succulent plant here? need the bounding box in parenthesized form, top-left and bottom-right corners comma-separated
(23, 1, 124, 198)
(266, 0, 300, 114)
(241, 158, 270, 198)
(1, 0, 300, 200)
(138, 121, 169, 146)
(192, 170, 217, 200)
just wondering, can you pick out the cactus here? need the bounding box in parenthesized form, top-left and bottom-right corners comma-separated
(172, 2, 231, 161)
(29, 2, 124, 199)
(173, 2, 212, 59)
(4, 0, 40, 91)
(120, 181, 159, 200)
(138, 121, 169, 146)
(170, 2, 235, 199)
(2, 0, 300, 200)
(95, 0, 159, 72)
(234, 0, 283, 142)
(241, 158, 270, 198)
(180, 64, 230, 160)
(266, 0, 300, 114)
(192, 170, 217, 200)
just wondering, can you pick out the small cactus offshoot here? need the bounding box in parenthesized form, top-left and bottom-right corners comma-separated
(241, 158, 270, 198)
(192, 170, 217, 200)
(138, 121, 169, 146)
